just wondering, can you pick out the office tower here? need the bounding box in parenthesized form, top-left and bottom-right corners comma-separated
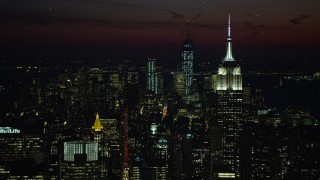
(239, 131, 253, 180)
(173, 71, 185, 96)
(154, 138, 169, 179)
(0, 166, 9, 179)
(92, 113, 108, 178)
(182, 20, 194, 95)
(109, 72, 125, 91)
(252, 87, 263, 107)
(100, 118, 121, 177)
(92, 112, 104, 140)
(131, 156, 144, 180)
(242, 86, 251, 105)
(210, 125, 223, 179)
(88, 68, 107, 112)
(213, 13, 243, 179)
(133, 138, 169, 180)
(146, 58, 158, 94)
(157, 72, 164, 95)
(60, 141, 101, 179)
(169, 136, 182, 179)
(192, 147, 210, 178)
(181, 134, 193, 178)
(121, 107, 129, 180)
(127, 71, 139, 85)
(0, 126, 43, 162)
(140, 92, 161, 115)
(0, 126, 44, 178)
(0, 112, 44, 179)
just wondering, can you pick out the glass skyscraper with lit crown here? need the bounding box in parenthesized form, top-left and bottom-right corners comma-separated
(182, 20, 194, 95)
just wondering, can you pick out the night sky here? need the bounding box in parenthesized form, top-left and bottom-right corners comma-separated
(1, 0, 320, 63)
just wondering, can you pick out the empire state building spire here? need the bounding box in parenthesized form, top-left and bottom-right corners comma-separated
(224, 13, 235, 61)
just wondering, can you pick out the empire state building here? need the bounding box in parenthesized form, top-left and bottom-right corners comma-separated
(212, 13, 243, 179)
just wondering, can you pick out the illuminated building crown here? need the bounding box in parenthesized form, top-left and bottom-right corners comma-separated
(92, 112, 103, 131)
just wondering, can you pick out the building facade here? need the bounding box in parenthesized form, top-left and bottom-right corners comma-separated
(212, 13, 243, 179)
(60, 141, 100, 179)
(147, 58, 158, 94)
(182, 21, 194, 95)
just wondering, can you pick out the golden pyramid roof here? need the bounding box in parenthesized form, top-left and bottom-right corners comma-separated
(92, 112, 103, 131)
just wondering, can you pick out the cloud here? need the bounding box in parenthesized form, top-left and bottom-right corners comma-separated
(192, 13, 202, 20)
(0, 10, 176, 29)
(245, 13, 253, 17)
(245, 12, 260, 17)
(192, 22, 222, 29)
(289, 15, 311, 25)
(169, 11, 185, 19)
(251, 31, 259, 35)
(168, 12, 202, 21)
(257, 24, 266, 28)
(244, 21, 266, 35)
(0, 8, 222, 31)
(244, 21, 252, 26)
(61, 0, 145, 8)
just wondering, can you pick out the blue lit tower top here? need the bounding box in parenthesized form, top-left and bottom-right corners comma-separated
(182, 20, 194, 95)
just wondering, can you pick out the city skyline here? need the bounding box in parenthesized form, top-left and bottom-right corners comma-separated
(1, 0, 320, 62)
(1, 2, 320, 179)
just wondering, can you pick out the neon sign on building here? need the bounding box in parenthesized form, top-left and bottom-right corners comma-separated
(0, 127, 21, 134)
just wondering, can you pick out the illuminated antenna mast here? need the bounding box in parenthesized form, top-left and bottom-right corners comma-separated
(224, 12, 235, 61)
(187, 19, 190, 38)
(228, 12, 231, 39)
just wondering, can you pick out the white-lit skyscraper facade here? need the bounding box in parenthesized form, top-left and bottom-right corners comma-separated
(182, 21, 194, 95)
(214, 13, 243, 178)
(60, 141, 100, 179)
(146, 58, 158, 94)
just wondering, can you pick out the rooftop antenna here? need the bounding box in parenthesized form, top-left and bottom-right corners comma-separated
(187, 19, 190, 38)
(224, 11, 235, 61)
(227, 11, 231, 39)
